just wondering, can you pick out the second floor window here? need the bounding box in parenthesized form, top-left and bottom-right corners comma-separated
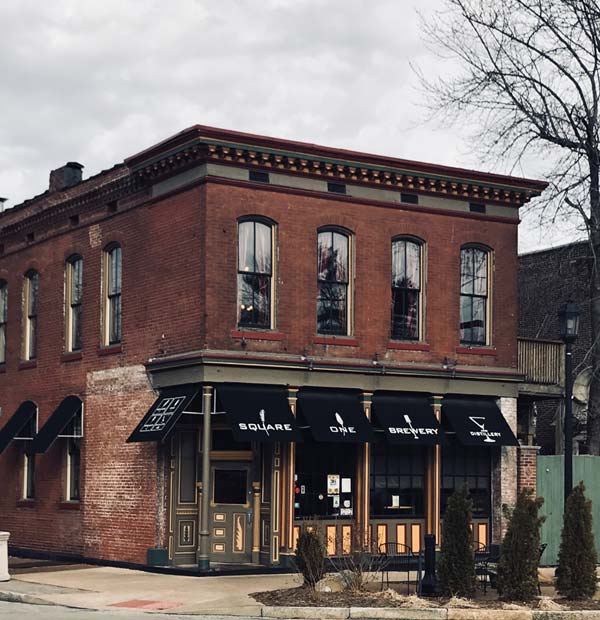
(0, 281, 6, 364)
(104, 245, 122, 345)
(391, 238, 422, 340)
(238, 220, 273, 328)
(317, 229, 350, 335)
(24, 270, 38, 360)
(460, 246, 490, 345)
(66, 256, 83, 351)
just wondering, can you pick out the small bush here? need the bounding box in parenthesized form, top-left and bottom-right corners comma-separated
(497, 489, 544, 601)
(437, 485, 476, 598)
(295, 525, 326, 588)
(556, 481, 598, 600)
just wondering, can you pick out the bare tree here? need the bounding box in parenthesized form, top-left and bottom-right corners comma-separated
(420, 0, 600, 453)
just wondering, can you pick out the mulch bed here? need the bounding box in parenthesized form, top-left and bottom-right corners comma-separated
(252, 585, 600, 610)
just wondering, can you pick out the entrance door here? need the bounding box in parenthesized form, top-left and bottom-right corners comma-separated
(209, 461, 253, 563)
(171, 429, 199, 566)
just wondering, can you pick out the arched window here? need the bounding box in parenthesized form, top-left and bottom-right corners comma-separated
(103, 245, 122, 345)
(460, 246, 490, 345)
(391, 238, 423, 340)
(65, 256, 83, 352)
(23, 270, 38, 360)
(0, 281, 6, 364)
(317, 229, 351, 335)
(237, 219, 274, 328)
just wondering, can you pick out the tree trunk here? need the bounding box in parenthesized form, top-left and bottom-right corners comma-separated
(586, 153, 600, 455)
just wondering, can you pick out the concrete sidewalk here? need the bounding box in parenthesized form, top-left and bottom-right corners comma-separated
(0, 564, 301, 615)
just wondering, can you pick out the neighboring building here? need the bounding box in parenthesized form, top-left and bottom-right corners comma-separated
(0, 125, 546, 568)
(518, 241, 591, 454)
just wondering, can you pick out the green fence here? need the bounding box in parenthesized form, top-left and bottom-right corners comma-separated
(537, 455, 600, 565)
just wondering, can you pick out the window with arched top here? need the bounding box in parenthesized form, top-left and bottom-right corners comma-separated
(317, 228, 351, 335)
(391, 238, 423, 340)
(237, 219, 275, 329)
(0, 280, 6, 364)
(23, 270, 38, 360)
(460, 246, 491, 345)
(65, 255, 83, 352)
(103, 245, 122, 345)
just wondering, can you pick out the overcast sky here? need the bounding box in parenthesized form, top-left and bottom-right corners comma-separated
(0, 0, 584, 253)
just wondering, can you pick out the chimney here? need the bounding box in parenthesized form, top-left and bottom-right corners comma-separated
(49, 162, 84, 193)
(0, 198, 6, 213)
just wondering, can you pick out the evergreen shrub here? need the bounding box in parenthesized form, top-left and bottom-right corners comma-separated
(295, 525, 326, 588)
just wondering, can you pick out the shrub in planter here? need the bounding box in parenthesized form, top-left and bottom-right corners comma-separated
(497, 489, 544, 601)
(295, 525, 326, 588)
(437, 485, 476, 598)
(556, 481, 598, 600)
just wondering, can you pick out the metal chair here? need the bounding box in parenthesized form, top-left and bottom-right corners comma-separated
(378, 542, 414, 593)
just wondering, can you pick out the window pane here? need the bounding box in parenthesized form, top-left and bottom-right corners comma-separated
(317, 232, 334, 281)
(69, 441, 80, 501)
(25, 454, 35, 499)
(392, 288, 419, 340)
(317, 282, 347, 334)
(460, 249, 474, 294)
(179, 433, 196, 503)
(405, 242, 420, 289)
(72, 304, 82, 351)
(29, 273, 39, 316)
(110, 248, 122, 294)
(0, 284, 6, 323)
(238, 221, 255, 272)
(391, 240, 405, 285)
(254, 222, 272, 275)
(0, 325, 5, 364)
(28, 317, 37, 359)
(459, 294, 472, 342)
(332, 232, 348, 283)
(109, 294, 121, 343)
(214, 469, 247, 504)
(473, 250, 488, 295)
(472, 296, 487, 344)
(238, 274, 271, 327)
(71, 259, 83, 304)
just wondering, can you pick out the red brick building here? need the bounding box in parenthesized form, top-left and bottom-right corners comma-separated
(0, 126, 546, 568)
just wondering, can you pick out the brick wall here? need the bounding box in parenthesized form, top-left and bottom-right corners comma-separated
(517, 445, 540, 494)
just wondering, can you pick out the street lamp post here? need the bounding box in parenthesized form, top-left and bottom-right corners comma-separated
(558, 301, 580, 503)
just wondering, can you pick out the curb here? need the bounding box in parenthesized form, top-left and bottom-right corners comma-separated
(261, 607, 600, 620)
(0, 590, 55, 606)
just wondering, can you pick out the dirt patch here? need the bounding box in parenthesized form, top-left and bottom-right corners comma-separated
(252, 585, 600, 610)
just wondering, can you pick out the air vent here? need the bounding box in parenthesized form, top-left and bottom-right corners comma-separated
(69, 214, 80, 226)
(469, 203, 486, 214)
(401, 193, 419, 204)
(249, 171, 270, 184)
(26, 232, 35, 243)
(107, 201, 118, 214)
(327, 182, 346, 195)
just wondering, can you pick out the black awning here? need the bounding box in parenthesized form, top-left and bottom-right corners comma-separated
(127, 384, 201, 443)
(217, 384, 302, 442)
(443, 397, 519, 446)
(0, 401, 37, 455)
(372, 393, 445, 445)
(31, 396, 83, 454)
(297, 389, 374, 443)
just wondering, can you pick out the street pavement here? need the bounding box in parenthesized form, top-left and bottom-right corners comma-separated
(0, 601, 261, 619)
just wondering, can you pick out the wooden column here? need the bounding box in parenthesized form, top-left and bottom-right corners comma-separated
(358, 392, 372, 550)
(252, 482, 261, 564)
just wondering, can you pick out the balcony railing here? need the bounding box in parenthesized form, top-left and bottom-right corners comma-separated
(518, 338, 565, 387)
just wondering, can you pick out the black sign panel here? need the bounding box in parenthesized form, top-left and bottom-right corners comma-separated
(31, 395, 83, 454)
(298, 389, 374, 443)
(127, 384, 201, 443)
(0, 401, 37, 455)
(372, 393, 445, 445)
(217, 384, 302, 443)
(443, 396, 519, 446)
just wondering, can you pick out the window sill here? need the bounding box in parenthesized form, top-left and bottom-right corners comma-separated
(231, 329, 283, 341)
(16, 499, 35, 507)
(98, 343, 123, 356)
(313, 335, 359, 347)
(58, 500, 81, 510)
(18, 360, 37, 370)
(388, 341, 431, 352)
(61, 351, 83, 363)
(456, 345, 497, 356)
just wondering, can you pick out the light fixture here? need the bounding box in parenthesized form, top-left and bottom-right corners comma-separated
(558, 301, 580, 344)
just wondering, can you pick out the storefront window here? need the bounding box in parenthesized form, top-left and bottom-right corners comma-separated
(441, 441, 491, 517)
(370, 441, 425, 518)
(294, 441, 356, 519)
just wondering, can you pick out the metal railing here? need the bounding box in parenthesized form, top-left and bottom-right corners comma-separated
(518, 338, 565, 386)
